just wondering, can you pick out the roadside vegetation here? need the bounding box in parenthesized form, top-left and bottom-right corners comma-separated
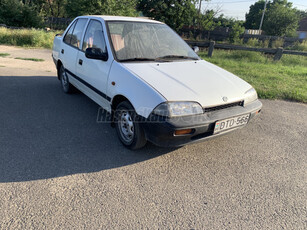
(15, 57, 44, 62)
(0, 52, 9, 57)
(288, 40, 307, 52)
(0, 27, 59, 49)
(200, 50, 307, 103)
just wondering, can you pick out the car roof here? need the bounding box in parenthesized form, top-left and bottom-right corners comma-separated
(78, 15, 163, 24)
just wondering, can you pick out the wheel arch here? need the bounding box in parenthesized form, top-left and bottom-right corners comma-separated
(110, 95, 135, 127)
(56, 60, 63, 80)
(111, 94, 134, 111)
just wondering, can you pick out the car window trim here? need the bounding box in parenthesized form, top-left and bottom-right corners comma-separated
(81, 19, 108, 54)
(63, 19, 77, 46)
(63, 18, 88, 51)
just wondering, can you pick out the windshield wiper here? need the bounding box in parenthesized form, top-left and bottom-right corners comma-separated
(155, 55, 199, 61)
(119, 58, 157, 62)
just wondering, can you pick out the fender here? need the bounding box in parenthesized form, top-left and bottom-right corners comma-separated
(107, 61, 166, 118)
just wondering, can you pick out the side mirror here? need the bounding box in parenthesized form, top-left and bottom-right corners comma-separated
(193, 46, 199, 53)
(85, 48, 108, 61)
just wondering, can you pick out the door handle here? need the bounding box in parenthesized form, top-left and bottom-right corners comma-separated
(78, 59, 83, 65)
(61, 49, 64, 54)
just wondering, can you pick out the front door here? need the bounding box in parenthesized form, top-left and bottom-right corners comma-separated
(76, 19, 113, 111)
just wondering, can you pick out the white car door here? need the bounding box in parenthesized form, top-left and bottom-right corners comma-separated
(75, 19, 113, 110)
(61, 18, 88, 75)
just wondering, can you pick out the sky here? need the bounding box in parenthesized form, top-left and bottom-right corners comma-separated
(200, 0, 307, 20)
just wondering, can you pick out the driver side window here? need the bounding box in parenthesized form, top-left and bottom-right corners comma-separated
(82, 20, 107, 53)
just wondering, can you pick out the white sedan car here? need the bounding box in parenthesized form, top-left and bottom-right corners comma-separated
(52, 15, 262, 149)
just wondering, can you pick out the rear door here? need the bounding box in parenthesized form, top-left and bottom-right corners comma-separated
(61, 18, 88, 75)
(75, 19, 113, 110)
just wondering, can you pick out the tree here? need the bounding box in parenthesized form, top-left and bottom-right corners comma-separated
(65, 0, 138, 18)
(229, 22, 245, 43)
(198, 10, 221, 31)
(0, 0, 43, 27)
(296, 9, 307, 19)
(245, 0, 300, 36)
(244, 0, 266, 29)
(137, 0, 198, 32)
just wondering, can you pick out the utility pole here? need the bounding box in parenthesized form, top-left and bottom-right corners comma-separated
(198, 0, 202, 16)
(197, 0, 203, 29)
(259, 0, 268, 33)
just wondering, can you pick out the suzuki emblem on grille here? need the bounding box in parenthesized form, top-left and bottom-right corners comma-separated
(222, 96, 228, 102)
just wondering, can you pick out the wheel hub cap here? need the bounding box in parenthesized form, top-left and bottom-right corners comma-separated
(119, 111, 134, 142)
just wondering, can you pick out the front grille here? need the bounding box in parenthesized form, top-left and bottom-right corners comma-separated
(204, 101, 244, 113)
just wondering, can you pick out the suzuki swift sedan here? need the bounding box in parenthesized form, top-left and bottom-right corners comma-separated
(52, 16, 262, 149)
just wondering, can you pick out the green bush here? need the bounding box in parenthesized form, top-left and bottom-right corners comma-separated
(289, 40, 307, 51)
(271, 38, 284, 48)
(229, 22, 245, 43)
(246, 38, 260, 47)
(0, 27, 60, 49)
(0, 0, 43, 28)
(261, 39, 270, 48)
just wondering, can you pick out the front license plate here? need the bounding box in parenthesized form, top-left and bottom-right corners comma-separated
(214, 114, 250, 134)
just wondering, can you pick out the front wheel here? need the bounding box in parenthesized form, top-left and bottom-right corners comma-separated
(115, 101, 147, 150)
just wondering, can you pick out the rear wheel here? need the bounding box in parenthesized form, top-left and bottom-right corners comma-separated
(115, 101, 147, 150)
(59, 65, 75, 93)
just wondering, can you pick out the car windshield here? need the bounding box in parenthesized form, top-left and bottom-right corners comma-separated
(107, 21, 199, 62)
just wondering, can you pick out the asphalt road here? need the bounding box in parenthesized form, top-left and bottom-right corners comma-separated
(0, 46, 306, 229)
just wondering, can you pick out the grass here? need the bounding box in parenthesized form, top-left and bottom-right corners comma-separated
(0, 53, 10, 57)
(0, 27, 61, 49)
(15, 57, 44, 62)
(199, 50, 307, 103)
(287, 40, 307, 52)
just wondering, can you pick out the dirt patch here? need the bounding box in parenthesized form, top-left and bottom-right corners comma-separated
(0, 45, 56, 76)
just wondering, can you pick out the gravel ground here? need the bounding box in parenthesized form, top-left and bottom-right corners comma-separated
(0, 45, 306, 229)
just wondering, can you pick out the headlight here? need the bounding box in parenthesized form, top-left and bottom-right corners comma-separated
(244, 88, 258, 105)
(153, 102, 203, 117)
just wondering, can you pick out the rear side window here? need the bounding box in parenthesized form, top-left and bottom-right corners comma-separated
(71, 19, 88, 48)
(63, 20, 77, 44)
(82, 20, 107, 53)
(63, 18, 87, 49)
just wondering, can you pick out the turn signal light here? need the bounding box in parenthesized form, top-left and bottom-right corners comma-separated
(174, 129, 193, 136)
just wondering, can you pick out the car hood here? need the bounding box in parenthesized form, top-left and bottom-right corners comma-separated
(122, 60, 252, 107)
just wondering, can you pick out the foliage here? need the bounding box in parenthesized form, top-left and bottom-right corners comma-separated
(245, 0, 300, 36)
(215, 15, 242, 28)
(245, 0, 267, 30)
(263, 2, 299, 36)
(199, 49, 307, 102)
(65, 0, 138, 18)
(0, 53, 9, 57)
(246, 38, 260, 47)
(198, 10, 221, 31)
(295, 9, 307, 19)
(137, 0, 197, 32)
(0, 27, 60, 49)
(271, 38, 284, 48)
(261, 39, 270, 48)
(0, 0, 43, 28)
(228, 22, 245, 43)
(32, 0, 68, 18)
(289, 41, 307, 52)
(15, 57, 44, 62)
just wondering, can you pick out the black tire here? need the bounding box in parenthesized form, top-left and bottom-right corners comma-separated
(59, 65, 75, 94)
(115, 101, 147, 150)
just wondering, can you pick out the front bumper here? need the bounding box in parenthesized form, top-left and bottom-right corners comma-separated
(142, 99, 262, 147)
